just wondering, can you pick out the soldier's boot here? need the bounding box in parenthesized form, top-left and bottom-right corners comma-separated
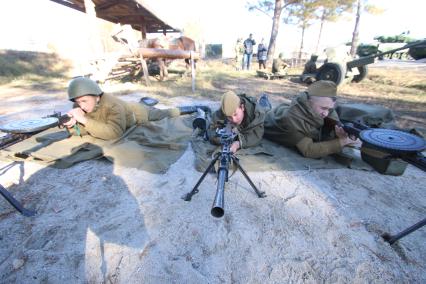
(258, 94, 272, 111)
(178, 105, 211, 115)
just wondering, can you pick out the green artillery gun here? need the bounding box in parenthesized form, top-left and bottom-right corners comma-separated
(315, 39, 426, 85)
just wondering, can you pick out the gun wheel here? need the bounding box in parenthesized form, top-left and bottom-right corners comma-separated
(316, 62, 345, 85)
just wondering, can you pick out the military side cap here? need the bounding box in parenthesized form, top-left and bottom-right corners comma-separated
(307, 80, 337, 97)
(221, 91, 240, 116)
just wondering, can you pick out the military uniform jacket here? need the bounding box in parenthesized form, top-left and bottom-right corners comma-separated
(264, 92, 342, 158)
(209, 94, 265, 149)
(272, 58, 287, 73)
(68, 93, 152, 140)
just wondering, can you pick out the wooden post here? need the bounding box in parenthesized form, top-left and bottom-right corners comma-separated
(84, 0, 103, 56)
(191, 51, 196, 93)
(140, 17, 147, 40)
(138, 51, 151, 86)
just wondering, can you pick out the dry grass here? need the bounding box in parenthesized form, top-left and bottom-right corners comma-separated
(341, 67, 426, 104)
(1, 56, 424, 131)
(0, 50, 72, 85)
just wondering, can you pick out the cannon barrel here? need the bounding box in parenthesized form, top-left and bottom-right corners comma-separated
(347, 39, 426, 69)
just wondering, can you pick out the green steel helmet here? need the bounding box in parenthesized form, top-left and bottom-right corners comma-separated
(279, 52, 284, 59)
(67, 77, 103, 101)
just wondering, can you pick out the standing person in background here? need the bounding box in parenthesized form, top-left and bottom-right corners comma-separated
(243, 34, 256, 70)
(234, 38, 244, 71)
(257, 38, 268, 70)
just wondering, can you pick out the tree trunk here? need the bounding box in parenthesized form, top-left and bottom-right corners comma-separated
(350, 0, 362, 57)
(298, 24, 306, 60)
(267, 0, 284, 64)
(315, 10, 325, 54)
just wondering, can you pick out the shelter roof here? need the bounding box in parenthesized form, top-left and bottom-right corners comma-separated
(49, 0, 179, 33)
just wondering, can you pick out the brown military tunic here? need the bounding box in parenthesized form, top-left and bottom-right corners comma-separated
(264, 92, 342, 158)
(68, 93, 179, 140)
(272, 58, 288, 74)
(209, 94, 265, 149)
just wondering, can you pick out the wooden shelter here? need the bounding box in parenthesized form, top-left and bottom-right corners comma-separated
(49, 0, 199, 91)
(49, 0, 179, 39)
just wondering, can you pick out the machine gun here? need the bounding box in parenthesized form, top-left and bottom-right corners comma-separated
(325, 118, 426, 244)
(0, 112, 72, 150)
(324, 117, 426, 171)
(182, 121, 266, 218)
(0, 112, 72, 217)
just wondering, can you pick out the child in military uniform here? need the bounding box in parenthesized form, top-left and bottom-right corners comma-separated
(64, 77, 204, 140)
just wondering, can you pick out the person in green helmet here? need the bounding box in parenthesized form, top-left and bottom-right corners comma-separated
(63, 77, 207, 140)
(272, 53, 288, 75)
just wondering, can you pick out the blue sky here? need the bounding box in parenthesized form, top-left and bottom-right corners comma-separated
(1, 0, 425, 57)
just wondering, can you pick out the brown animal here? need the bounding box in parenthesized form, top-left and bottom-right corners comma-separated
(143, 36, 197, 80)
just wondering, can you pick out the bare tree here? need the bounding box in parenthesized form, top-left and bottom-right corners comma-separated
(285, 0, 321, 60)
(248, 0, 300, 63)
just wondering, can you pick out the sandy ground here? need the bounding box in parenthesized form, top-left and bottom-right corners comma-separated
(0, 84, 425, 283)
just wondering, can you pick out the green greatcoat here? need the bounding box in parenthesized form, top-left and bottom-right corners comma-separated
(264, 92, 342, 158)
(208, 94, 266, 149)
(68, 93, 180, 140)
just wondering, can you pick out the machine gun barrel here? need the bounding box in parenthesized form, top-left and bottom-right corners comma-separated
(211, 139, 232, 218)
(211, 167, 227, 218)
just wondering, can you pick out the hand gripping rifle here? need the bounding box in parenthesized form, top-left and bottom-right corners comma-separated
(0, 112, 72, 217)
(182, 121, 266, 218)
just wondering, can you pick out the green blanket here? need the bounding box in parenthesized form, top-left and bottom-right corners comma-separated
(0, 117, 193, 173)
(191, 136, 372, 172)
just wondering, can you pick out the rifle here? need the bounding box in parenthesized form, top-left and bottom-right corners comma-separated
(324, 117, 426, 171)
(0, 112, 72, 216)
(0, 112, 72, 150)
(183, 121, 266, 218)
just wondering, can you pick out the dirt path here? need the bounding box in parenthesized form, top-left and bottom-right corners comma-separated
(0, 70, 425, 283)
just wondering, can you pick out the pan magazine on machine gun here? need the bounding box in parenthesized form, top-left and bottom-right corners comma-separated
(325, 117, 426, 244)
(0, 112, 74, 150)
(0, 112, 73, 217)
(324, 117, 426, 171)
(183, 119, 266, 218)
